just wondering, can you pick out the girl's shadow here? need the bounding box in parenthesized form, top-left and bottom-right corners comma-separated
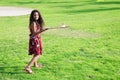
(0, 66, 26, 74)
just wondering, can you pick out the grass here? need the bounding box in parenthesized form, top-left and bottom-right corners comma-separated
(0, 0, 120, 80)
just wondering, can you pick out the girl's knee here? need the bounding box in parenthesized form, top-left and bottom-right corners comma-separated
(34, 54, 40, 57)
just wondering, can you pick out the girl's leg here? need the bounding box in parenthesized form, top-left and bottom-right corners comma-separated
(26, 55, 40, 67)
(34, 55, 40, 67)
(34, 55, 43, 68)
(25, 55, 40, 73)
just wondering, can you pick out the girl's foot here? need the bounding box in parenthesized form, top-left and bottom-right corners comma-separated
(34, 64, 43, 68)
(25, 66, 33, 74)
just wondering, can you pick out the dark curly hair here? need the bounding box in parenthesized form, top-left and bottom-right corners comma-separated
(29, 10, 44, 29)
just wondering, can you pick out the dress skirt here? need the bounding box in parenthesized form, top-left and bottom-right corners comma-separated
(28, 35, 42, 55)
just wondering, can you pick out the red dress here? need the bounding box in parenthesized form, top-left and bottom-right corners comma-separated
(28, 25, 42, 55)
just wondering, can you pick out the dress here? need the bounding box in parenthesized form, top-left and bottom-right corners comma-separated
(28, 25, 42, 55)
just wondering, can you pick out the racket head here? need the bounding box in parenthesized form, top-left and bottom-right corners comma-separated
(49, 26, 69, 29)
(60, 25, 69, 28)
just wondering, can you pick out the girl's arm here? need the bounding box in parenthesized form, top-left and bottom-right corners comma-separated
(30, 22, 48, 36)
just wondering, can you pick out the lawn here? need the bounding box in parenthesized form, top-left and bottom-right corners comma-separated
(0, 0, 120, 80)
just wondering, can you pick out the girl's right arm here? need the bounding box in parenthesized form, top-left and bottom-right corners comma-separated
(30, 22, 48, 36)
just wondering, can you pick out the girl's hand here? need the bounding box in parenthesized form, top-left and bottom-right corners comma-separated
(42, 28, 49, 32)
(44, 28, 49, 30)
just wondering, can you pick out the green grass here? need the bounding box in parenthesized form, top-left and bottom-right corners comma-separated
(0, 0, 120, 80)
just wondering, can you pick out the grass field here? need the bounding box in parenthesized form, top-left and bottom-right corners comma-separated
(0, 0, 120, 80)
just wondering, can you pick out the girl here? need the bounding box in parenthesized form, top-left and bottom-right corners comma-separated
(25, 10, 48, 74)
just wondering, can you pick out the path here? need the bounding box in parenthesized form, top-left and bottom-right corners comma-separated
(0, 6, 33, 16)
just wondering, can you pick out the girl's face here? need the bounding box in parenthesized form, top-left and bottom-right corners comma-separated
(33, 12, 39, 20)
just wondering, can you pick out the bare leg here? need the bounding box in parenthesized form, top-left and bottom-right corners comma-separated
(27, 55, 40, 67)
(34, 56, 43, 68)
(34, 55, 40, 67)
(34, 61, 38, 67)
(25, 55, 40, 73)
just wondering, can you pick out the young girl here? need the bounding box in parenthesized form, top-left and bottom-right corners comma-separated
(25, 10, 48, 74)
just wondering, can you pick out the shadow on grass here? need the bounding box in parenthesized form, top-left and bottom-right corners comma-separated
(13, 1, 42, 4)
(0, 66, 25, 74)
(95, 1, 120, 5)
(13, 1, 120, 5)
(13, 1, 81, 5)
(12, 1, 120, 14)
(48, 1, 120, 8)
(47, 1, 120, 14)
(62, 7, 120, 14)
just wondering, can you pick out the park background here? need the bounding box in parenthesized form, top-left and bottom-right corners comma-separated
(0, 0, 120, 80)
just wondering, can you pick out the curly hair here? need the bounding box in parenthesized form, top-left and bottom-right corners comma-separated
(29, 10, 44, 29)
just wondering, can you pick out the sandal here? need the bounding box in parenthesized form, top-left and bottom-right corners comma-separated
(24, 66, 33, 74)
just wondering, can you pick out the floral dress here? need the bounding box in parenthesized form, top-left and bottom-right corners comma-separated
(28, 25, 42, 55)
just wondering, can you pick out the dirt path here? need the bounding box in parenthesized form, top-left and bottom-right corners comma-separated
(0, 6, 33, 16)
